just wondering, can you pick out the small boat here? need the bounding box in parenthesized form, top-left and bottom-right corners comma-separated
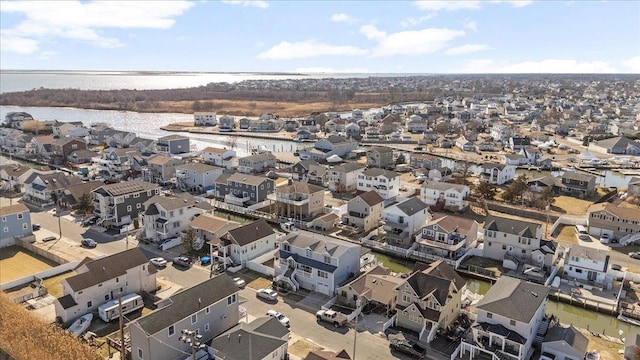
(618, 314, 640, 327)
(68, 313, 93, 337)
(585, 350, 600, 360)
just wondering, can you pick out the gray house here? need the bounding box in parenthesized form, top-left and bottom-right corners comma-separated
(210, 317, 290, 360)
(129, 275, 240, 360)
(92, 180, 161, 228)
(156, 134, 190, 155)
(238, 152, 277, 174)
(215, 173, 275, 206)
(0, 203, 32, 248)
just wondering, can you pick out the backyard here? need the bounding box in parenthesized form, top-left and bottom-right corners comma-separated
(0, 246, 58, 283)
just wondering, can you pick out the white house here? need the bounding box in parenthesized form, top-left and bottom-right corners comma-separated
(382, 197, 429, 248)
(211, 219, 277, 268)
(479, 163, 516, 185)
(194, 112, 217, 126)
(200, 146, 236, 169)
(326, 163, 365, 192)
(420, 181, 470, 211)
(141, 192, 213, 243)
(274, 231, 361, 295)
(175, 162, 224, 193)
(460, 276, 550, 360)
(541, 325, 589, 360)
(564, 245, 610, 288)
(356, 168, 399, 200)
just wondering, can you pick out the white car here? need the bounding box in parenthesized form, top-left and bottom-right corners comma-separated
(256, 288, 278, 302)
(233, 277, 246, 288)
(267, 309, 290, 327)
(150, 257, 167, 267)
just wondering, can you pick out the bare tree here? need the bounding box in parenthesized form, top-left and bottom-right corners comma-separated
(223, 136, 239, 150)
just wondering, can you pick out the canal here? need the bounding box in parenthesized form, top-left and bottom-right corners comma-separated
(372, 252, 640, 337)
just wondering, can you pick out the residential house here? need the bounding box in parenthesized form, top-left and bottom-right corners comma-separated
(310, 213, 340, 232)
(238, 152, 276, 174)
(508, 136, 531, 151)
(192, 215, 240, 253)
(356, 168, 400, 200)
(156, 134, 190, 155)
(130, 137, 156, 155)
(341, 190, 384, 233)
(305, 349, 352, 360)
(291, 160, 323, 183)
(382, 197, 429, 248)
(89, 128, 136, 148)
(490, 124, 514, 142)
(336, 265, 403, 316)
(627, 176, 640, 197)
(565, 245, 610, 290)
(407, 118, 429, 133)
(624, 333, 640, 360)
(300, 135, 358, 162)
(210, 317, 289, 360)
(326, 163, 365, 192)
(461, 276, 549, 360)
(215, 173, 275, 206)
(416, 214, 479, 261)
(479, 163, 516, 185)
(427, 167, 453, 182)
(62, 180, 104, 212)
(410, 153, 442, 171)
(218, 115, 236, 131)
(366, 146, 394, 168)
(274, 231, 361, 295)
(0, 203, 32, 248)
(420, 181, 470, 211)
(268, 181, 325, 221)
(3, 111, 33, 128)
(345, 122, 361, 139)
(67, 149, 99, 165)
(477, 139, 498, 152)
(31, 135, 56, 160)
(141, 192, 212, 242)
(54, 248, 157, 322)
(0, 129, 32, 156)
(587, 203, 640, 242)
(0, 163, 33, 192)
(92, 180, 161, 228)
(92, 147, 140, 180)
(50, 138, 87, 162)
(210, 219, 276, 268)
(558, 172, 596, 198)
(175, 163, 224, 193)
(541, 325, 589, 360)
(128, 275, 240, 360)
(456, 136, 476, 152)
(527, 174, 557, 193)
(394, 260, 466, 343)
(590, 136, 640, 155)
(201, 146, 236, 169)
(194, 112, 217, 126)
(143, 154, 183, 184)
(23, 170, 83, 207)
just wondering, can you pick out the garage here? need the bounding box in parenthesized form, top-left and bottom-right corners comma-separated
(317, 282, 330, 295)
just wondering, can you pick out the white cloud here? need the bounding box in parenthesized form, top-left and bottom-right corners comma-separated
(331, 13, 354, 23)
(400, 14, 436, 27)
(258, 40, 369, 60)
(621, 56, 640, 73)
(460, 58, 617, 73)
(414, 1, 481, 11)
(360, 25, 465, 57)
(295, 67, 369, 73)
(0, 1, 194, 54)
(221, 0, 268, 9)
(37, 50, 57, 60)
(491, 1, 533, 7)
(464, 20, 478, 32)
(444, 44, 492, 55)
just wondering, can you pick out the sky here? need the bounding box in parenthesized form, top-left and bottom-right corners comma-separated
(1, 0, 639, 73)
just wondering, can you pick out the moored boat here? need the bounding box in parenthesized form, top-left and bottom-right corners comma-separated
(617, 314, 640, 327)
(68, 313, 93, 337)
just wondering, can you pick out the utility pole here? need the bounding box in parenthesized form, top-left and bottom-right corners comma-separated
(119, 292, 125, 360)
(353, 299, 361, 360)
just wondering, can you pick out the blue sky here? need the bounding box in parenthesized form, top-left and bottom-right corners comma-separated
(1, 0, 639, 73)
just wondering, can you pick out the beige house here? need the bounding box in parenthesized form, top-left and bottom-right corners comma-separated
(341, 190, 384, 232)
(366, 146, 394, 168)
(416, 214, 479, 261)
(587, 202, 640, 242)
(336, 265, 403, 316)
(394, 260, 466, 343)
(268, 181, 325, 221)
(54, 248, 157, 323)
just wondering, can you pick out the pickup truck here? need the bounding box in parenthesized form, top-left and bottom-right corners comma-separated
(315, 309, 348, 327)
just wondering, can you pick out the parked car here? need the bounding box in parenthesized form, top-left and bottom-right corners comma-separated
(629, 252, 640, 260)
(32, 223, 41, 231)
(173, 256, 191, 267)
(611, 264, 622, 271)
(42, 236, 57, 242)
(316, 309, 348, 327)
(389, 339, 425, 359)
(256, 288, 278, 302)
(200, 256, 211, 265)
(233, 277, 246, 288)
(82, 216, 98, 227)
(267, 309, 290, 327)
(150, 257, 167, 268)
(599, 233, 611, 244)
(81, 238, 97, 248)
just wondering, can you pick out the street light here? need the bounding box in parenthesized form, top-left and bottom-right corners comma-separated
(180, 329, 205, 360)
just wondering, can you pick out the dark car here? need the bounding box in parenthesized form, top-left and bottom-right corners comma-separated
(82, 216, 98, 227)
(32, 223, 41, 231)
(389, 339, 424, 359)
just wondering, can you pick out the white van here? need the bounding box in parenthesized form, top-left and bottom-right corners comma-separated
(575, 225, 589, 240)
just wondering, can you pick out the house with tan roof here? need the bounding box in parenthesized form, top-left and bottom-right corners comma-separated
(416, 214, 479, 262)
(201, 146, 236, 169)
(336, 265, 403, 316)
(0, 163, 34, 191)
(23, 170, 83, 207)
(143, 154, 183, 184)
(141, 192, 212, 243)
(341, 190, 384, 232)
(587, 202, 640, 243)
(268, 180, 325, 221)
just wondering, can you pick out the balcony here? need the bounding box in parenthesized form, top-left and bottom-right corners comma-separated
(385, 230, 409, 241)
(225, 193, 250, 206)
(267, 193, 309, 206)
(417, 234, 466, 251)
(347, 211, 368, 219)
(383, 219, 409, 229)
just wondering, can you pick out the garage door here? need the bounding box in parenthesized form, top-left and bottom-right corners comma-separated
(317, 282, 330, 295)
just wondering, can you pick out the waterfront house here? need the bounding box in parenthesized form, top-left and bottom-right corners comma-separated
(416, 214, 478, 261)
(420, 181, 470, 211)
(194, 112, 217, 126)
(341, 190, 384, 233)
(3, 111, 33, 128)
(624, 333, 640, 360)
(627, 176, 640, 197)
(67, 149, 99, 165)
(407, 118, 429, 133)
(0, 163, 33, 192)
(527, 174, 557, 193)
(587, 202, 640, 242)
(409, 153, 442, 170)
(366, 146, 394, 168)
(92, 147, 140, 180)
(210, 219, 276, 268)
(456, 136, 476, 152)
(564, 245, 609, 289)
(23, 170, 83, 207)
(175, 162, 224, 193)
(0, 129, 32, 156)
(201, 146, 236, 169)
(479, 163, 516, 185)
(215, 172, 275, 206)
(130, 137, 156, 155)
(590, 136, 640, 155)
(142, 154, 183, 184)
(427, 167, 453, 182)
(0, 203, 32, 248)
(382, 197, 429, 248)
(310, 212, 340, 232)
(326, 162, 365, 192)
(508, 136, 531, 151)
(155, 134, 190, 155)
(54, 248, 157, 323)
(301, 135, 358, 161)
(238, 152, 276, 174)
(268, 180, 325, 221)
(141, 192, 212, 243)
(239, 117, 251, 129)
(336, 265, 403, 316)
(274, 231, 361, 295)
(218, 115, 236, 131)
(291, 160, 319, 182)
(210, 317, 289, 360)
(92, 180, 161, 228)
(31, 135, 55, 161)
(461, 276, 550, 360)
(541, 325, 589, 360)
(90, 128, 136, 148)
(394, 260, 466, 343)
(356, 168, 399, 200)
(477, 139, 498, 152)
(558, 172, 596, 198)
(128, 275, 239, 360)
(51, 138, 88, 161)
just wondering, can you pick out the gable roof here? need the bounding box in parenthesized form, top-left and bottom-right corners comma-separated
(356, 190, 384, 206)
(95, 180, 160, 197)
(190, 215, 240, 234)
(395, 197, 429, 216)
(484, 215, 540, 238)
(134, 274, 238, 335)
(223, 219, 274, 247)
(422, 181, 468, 193)
(476, 276, 548, 323)
(405, 260, 464, 304)
(226, 173, 271, 186)
(428, 214, 477, 235)
(306, 349, 352, 360)
(276, 181, 324, 195)
(65, 248, 153, 292)
(543, 325, 589, 356)
(561, 171, 595, 182)
(210, 317, 288, 360)
(342, 265, 403, 305)
(587, 202, 640, 221)
(143, 192, 212, 213)
(362, 167, 398, 179)
(0, 203, 28, 216)
(569, 245, 609, 264)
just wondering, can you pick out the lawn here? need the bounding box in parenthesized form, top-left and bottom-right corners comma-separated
(552, 225, 579, 245)
(42, 271, 75, 298)
(579, 328, 623, 360)
(550, 196, 595, 215)
(461, 256, 507, 277)
(288, 338, 323, 359)
(247, 277, 272, 290)
(0, 246, 58, 283)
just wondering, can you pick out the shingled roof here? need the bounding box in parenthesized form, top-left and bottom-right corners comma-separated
(476, 276, 548, 323)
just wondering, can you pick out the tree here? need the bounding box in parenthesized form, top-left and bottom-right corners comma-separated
(475, 181, 497, 200)
(77, 193, 92, 218)
(539, 186, 556, 206)
(395, 154, 406, 165)
(181, 228, 197, 253)
(223, 135, 238, 150)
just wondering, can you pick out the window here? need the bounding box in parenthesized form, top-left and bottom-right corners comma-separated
(502, 245, 507, 250)
(17, 213, 23, 219)
(22, 223, 28, 230)
(283, 244, 290, 252)
(487, 312, 492, 319)
(510, 320, 516, 326)
(136, 203, 141, 209)
(138, 348, 143, 360)
(204, 323, 210, 332)
(168, 325, 175, 336)
(105, 295, 109, 301)
(206, 306, 210, 314)
(324, 255, 331, 264)
(227, 294, 237, 305)
(127, 205, 132, 212)
(87, 301, 92, 308)
(134, 193, 140, 198)
(191, 314, 197, 324)
(3, 227, 7, 232)
(318, 270, 328, 278)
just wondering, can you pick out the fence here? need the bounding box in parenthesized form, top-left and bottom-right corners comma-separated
(246, 250, 276, 277)
(1, 260, 79, 291)
(382, 315, 396, 332)
(16, 238, 69, 265)
(548, 215, 587, 236)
